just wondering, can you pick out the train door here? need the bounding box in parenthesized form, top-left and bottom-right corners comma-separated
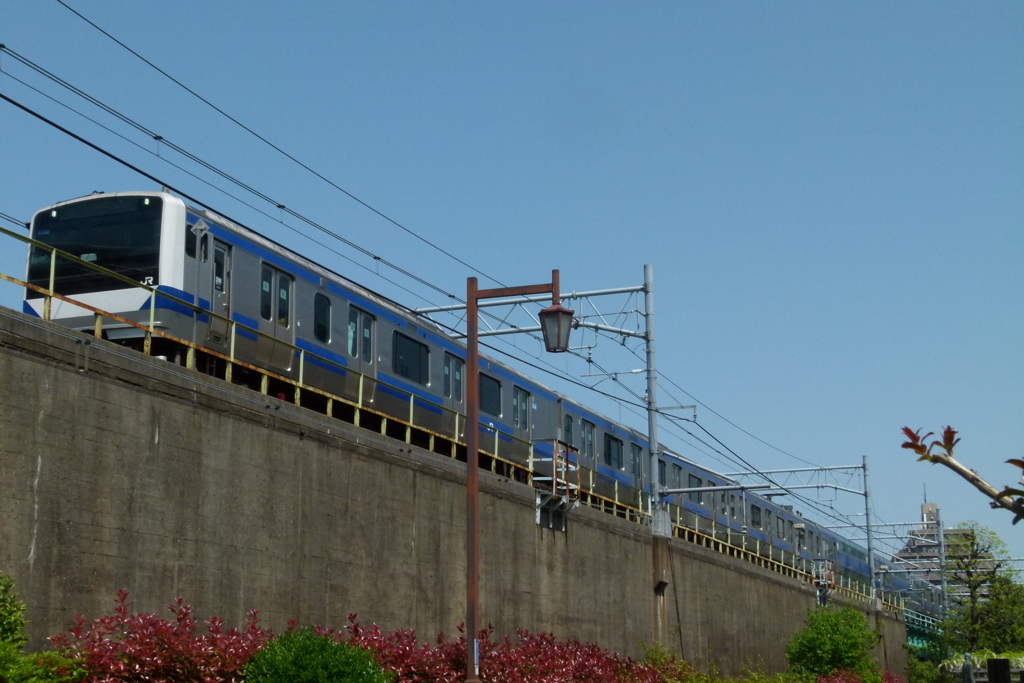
(207, 240, 231, 346)
(346, 305, 376, 403)
(511, 386, 531, 461)
(185, 225, 212, 345)
(442, 352, 465, 441)
(257, 264, 295, 372)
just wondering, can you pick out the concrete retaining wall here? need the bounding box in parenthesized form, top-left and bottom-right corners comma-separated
(0, 307, 906, 675)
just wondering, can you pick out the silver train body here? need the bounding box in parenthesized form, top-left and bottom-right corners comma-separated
(23, 190, 917, 603)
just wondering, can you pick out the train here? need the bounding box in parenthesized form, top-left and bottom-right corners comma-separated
(20, 189, 936, 611)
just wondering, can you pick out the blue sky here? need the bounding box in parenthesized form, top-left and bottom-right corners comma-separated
(2, 2, 1022, 562)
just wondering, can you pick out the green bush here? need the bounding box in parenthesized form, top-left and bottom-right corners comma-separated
(0, 573, 83, 683)
(243, 627, 391, 683)
(0, 644, 84, 683)
(0, 573, 26, 648)
(906, 653, 946, 683)
(785, 606, 881, 680)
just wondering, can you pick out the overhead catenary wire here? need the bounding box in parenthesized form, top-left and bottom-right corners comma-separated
(49, 1, 504, 288)
(3, 46, 564, 354)
(2, 37, 792, 474)
(3, 41, 828, 489)
(0, 56, 608, 382)
(0, 55, 458, 304)
(0, 68, 445, 308)
(19, 5, 876, 493)
(0, 87, 602, 402)
(1, 46, 875, 538)
(0, 104, 865, 539)
(0, 211, 27, 228)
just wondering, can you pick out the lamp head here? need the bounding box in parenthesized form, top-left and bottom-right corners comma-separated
(539, 303, 574, 353)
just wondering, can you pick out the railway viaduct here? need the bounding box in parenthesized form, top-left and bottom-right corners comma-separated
(0, 306, 907, 675)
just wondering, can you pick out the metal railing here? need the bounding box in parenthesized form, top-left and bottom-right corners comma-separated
(0, 225, 905, 615)
(0, 226, 535, 478)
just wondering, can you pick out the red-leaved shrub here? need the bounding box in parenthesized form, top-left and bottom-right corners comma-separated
(816, 671, 907, 683)
(50, 589, 269, 682)
(816, 670, 866, 683)
(50, 593, 692, 682)
(341, 615, 667, 683)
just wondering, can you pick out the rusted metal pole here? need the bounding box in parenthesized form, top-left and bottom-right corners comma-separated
(464, 272, 560, 683)
(465, 277, 481, 682)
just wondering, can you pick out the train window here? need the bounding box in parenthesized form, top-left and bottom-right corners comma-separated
(630, 443, 642, 478)
(730, 494, 736, 518)
(563, 414, 574, 447)
(393, 332, 429, 385)
(776, 516, 785, 538)
(671, 464, 682, 490)
(186, 223, 196, 258)
(260, 266, 274, 320)
(720, 492, 728, 518)
(28, 195, 162, 297)
(581, 420, 595, 460)
(604, 434, 623, 469)
(277, 273, 292, 327)
(313, 293, 331, 343)
(213, 246, 227, 293)
(259, 266, 293, 327)
(512, 387, 530, 429)
(200, 233, 209, 263)
(658, 460, 666, 487)
(751, 505, 762, 529)
(798, 528, 806, 549)
(688, 474, 701, 503)
(348, 307, 374, 363)
(443, 354, 464, 402)
(361, 312, 373, 362)
(479, 373, 501, 415)
(789, 521, 795, 543)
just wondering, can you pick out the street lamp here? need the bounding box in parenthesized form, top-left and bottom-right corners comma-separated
(464, 269, 572, 683)
(538, 303, 573, 353)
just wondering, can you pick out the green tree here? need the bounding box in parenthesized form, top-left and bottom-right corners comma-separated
(974, 574, 1024, 652)
(937, 522, 1024, 654)
(785, 606, 881, 680)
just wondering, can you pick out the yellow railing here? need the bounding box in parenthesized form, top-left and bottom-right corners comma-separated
(0, 224, 906, 615)
(0, 225, 535, 479)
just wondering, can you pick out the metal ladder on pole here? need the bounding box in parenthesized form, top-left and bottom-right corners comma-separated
(533, 439, 580, 531)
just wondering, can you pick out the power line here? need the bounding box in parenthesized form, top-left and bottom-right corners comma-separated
(646, 352, 820, 468)
(0, 90, 636, 421)
(51, 0, 503, 288)
(4, 41, 826, 519)
(0, 211, 27, 228)
(0, 49, 464, 305)
(0, 53, 874, 539)
(0, 67, 442, 308)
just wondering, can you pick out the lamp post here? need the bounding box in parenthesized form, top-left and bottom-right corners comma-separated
(464, 269, 572, 683)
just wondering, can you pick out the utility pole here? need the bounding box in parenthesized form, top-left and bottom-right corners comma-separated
(643, 264, 668, 535)
(864, 455, 876, 601)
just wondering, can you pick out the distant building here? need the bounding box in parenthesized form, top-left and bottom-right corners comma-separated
(893, 503, 997, 605)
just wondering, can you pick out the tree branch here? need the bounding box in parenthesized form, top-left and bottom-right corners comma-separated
(901, 427, 1024, 524)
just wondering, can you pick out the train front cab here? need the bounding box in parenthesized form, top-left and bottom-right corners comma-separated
(24, 192, 195, 352)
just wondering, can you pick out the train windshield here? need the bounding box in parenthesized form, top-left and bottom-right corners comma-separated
(27, 196, 163, 299)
